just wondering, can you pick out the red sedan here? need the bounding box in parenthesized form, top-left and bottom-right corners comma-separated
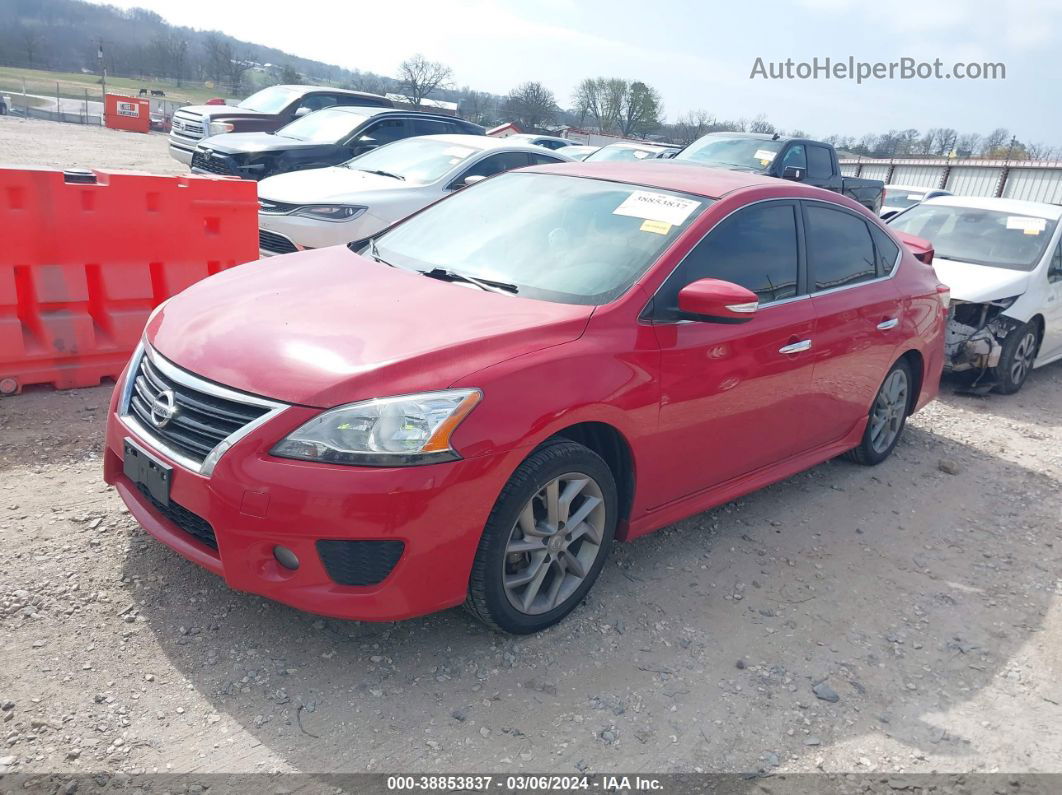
(104, 162, 948, 633)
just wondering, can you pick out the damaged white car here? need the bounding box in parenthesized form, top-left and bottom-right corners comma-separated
(889, 196, 1062, 394)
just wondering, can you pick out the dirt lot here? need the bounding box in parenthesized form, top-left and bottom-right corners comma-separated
(0, 116, 183, 174)
(1, 118, 1061, 780)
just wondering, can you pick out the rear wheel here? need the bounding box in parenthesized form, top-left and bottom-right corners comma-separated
(991, 321, 1039, 394)
(465, 441, 617, 634)
(845, 359, 912, 466)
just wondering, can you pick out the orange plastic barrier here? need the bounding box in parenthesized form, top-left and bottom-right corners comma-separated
(104, 94, 151, 133)
(0, 167, 258, 394)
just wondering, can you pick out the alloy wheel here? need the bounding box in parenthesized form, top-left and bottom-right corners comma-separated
(869, 368, 909, 454)
(1010, 330, 1037, 386)
(502, 472, 606, 616)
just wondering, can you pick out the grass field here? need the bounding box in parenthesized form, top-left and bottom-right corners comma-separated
(0, 66, 246, 106)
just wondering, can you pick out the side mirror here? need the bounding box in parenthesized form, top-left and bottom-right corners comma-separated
(453, 174, 487, 190)
(294, 107, 312, 118)
(782, 165, 805, 181)
(677, 278, 758, 323)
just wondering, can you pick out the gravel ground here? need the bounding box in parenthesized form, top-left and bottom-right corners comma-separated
(1, 119, 1061, 780)
(1, 369, 1060, 778)
(0, 115, 183, 174)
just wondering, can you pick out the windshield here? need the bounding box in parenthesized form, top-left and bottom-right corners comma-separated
(238, 86, 300, 114)
(344, 137, 479, 183)
(276, 108, 370, 143)
(889, 204, 1057, 271)
(371, 172, 709, 305)
(884, 188, 928, 210)
(675, 136, 784, 170)
(586, 146, 658, 162)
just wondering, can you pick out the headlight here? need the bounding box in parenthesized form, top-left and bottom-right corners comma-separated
(271, 389, 482, 466)
(207, 121, 235, 135)
(291, 205, 367, 222)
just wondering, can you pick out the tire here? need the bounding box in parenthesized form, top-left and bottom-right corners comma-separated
(465, 440, 617, 634)
(845, 358, 913, 466)
(991, 321, 1039, 395)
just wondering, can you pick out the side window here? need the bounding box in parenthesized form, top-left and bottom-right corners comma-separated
(298, 94, 337, 113)
(666, 203, 800, 307)
(869, 224, 900, 276)
(458, 152, 532, 182)
(1049, 241, 1062, 283)
(529, 153, 565, 166)
(412, 118, 453, 136)
(781, 144, 807, 170)
(356, 119, 409, 149)
(806, 146, 833, 180)
(805, 204, 877, 291)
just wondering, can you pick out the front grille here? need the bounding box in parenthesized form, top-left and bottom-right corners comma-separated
(136, 483, 218, 550)
(128, 352, 269, 464)
(316, 540, 404, 586)
(191, 150, 235, 176)
(258, 199, 301, 214)
(259, 229, 298, 254)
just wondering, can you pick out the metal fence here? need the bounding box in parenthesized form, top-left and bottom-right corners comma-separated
(839, 157, 1062, 204)
(3, 89, 187, 131)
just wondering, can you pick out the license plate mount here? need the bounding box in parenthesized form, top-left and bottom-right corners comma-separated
(123, 437, 172, 507)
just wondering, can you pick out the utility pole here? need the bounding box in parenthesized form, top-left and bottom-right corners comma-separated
(98, 40, 106, 107)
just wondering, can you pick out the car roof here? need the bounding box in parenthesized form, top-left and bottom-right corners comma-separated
(920, 194, 1062, 220)
(275, 85, 387, 99)
(527, 161, 784, 199)
(407, 134, 567, 154)
(885, 184, 948, 192)
(602, 142, 677, 151)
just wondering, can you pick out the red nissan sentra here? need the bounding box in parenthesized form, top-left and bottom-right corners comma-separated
(104, 162, 947, 634)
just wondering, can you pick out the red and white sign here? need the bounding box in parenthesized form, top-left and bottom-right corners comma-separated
(116, 101, 140, 118)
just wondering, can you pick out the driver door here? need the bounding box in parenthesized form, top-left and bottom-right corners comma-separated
(643, 200, 819, 507)
(349, 118, 409, 157)
(1041, 240, 1062, 360)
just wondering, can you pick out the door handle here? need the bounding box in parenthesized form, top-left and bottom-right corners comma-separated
(779, 339, 812, 354)
(877, 318, 899, 330)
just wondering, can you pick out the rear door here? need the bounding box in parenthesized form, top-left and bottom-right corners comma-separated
(803, 201, 905, 444)
(647, 200, 819, 505)
(805, 144, 838, 190)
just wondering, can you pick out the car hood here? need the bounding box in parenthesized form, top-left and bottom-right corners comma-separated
(200, 132, 333, 155)
(932, 258, 1032, 304)
(147, 248, 593, 407)
(259, 167, 412, 203)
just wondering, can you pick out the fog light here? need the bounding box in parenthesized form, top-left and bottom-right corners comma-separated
(273, 545, 299, 570)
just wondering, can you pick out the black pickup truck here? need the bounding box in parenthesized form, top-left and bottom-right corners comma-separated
(675, 133, 884, 213)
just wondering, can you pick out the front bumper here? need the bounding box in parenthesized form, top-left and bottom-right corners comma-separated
(103, 356, 512, 622)
(169, 142, 194, 166)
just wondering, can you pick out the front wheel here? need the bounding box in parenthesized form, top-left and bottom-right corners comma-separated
(991, 321, 1039, 394)
(845, 359, 912, 466)
(465, 441, 617, 634)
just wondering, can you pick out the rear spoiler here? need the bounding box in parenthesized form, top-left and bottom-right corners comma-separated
(893, 230, 934, 266)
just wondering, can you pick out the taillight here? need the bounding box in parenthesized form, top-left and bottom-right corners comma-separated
(936, 284, 951, 309)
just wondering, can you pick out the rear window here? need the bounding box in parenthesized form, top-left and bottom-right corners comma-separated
(805, 204, 877, 291)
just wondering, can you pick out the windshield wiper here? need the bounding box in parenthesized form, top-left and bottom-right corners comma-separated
(420, 268, 518, 295)
(359, 168, 405, 181)
(368, 238, 396, 267)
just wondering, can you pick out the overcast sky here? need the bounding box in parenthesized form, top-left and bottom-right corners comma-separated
(100, 0, 1062, 144)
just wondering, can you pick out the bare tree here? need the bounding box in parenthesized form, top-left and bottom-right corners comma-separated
(980, 128, 1010, 156)
(458, 90, 496, 126)
(397, 54, 453, 106)
(202, 33, 230, 87)
(955, 133, 981, 157)
(225, 48, 253, 93)
(22, 28, 45, 68)
(747, 114, 776, 135)
(673, 109, 714, 145)
(573, 77, 661, 137)
(503, 81, 557, 131)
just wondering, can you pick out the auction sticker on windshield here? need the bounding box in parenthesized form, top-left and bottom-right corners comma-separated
(1006, 216, 1047, 235)
(613, 191, 700, 226)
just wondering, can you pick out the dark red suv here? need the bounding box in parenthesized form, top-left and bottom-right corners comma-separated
(104, 162, 947, 633)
